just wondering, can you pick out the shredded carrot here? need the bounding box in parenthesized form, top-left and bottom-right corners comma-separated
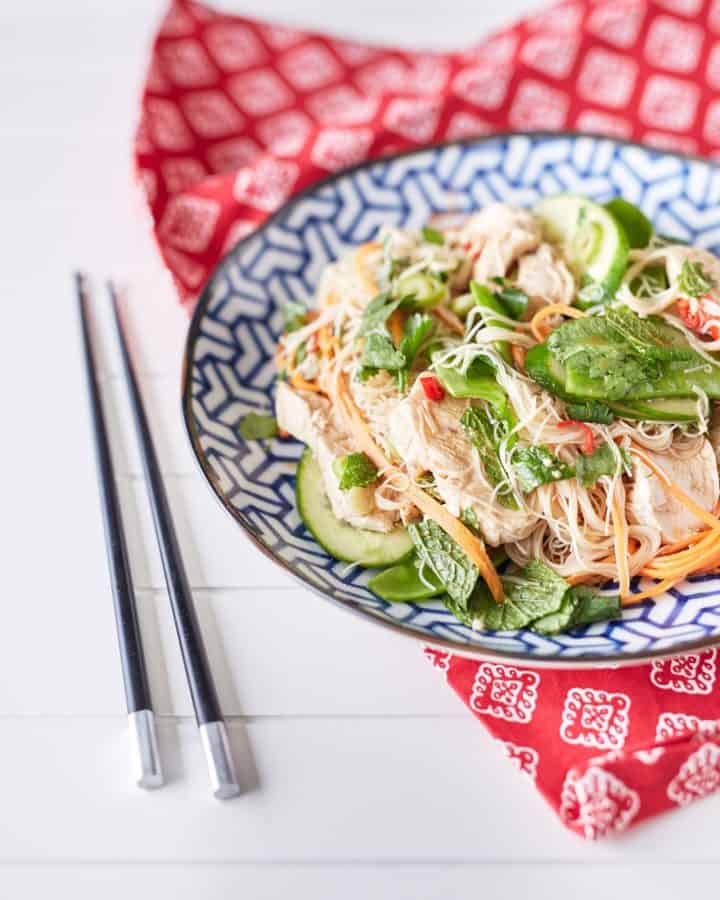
(530, 303, 584, 342)
(431, 305, 465, 335)
(388, 308, 407, 347)
(511, 343, 526, 370)
(625, 578, 680, 604)
(655, 531, 708, 557)
(611, 490, 630, 598)
(354, 242, 381, 296)
(334, 370, 504, 601)
(290, 372, 323, 393)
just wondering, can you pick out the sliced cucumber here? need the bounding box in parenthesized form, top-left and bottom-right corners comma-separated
(534, 194, 629, 294)
(605, 198, 653, 249)
(609, 397, 699, 422)
(296, 449, 413, 567)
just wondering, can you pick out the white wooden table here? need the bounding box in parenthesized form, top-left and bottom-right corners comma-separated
(3, 0, 719, 895)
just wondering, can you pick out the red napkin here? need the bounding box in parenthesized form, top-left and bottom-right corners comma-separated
(135, 0, 720, 837)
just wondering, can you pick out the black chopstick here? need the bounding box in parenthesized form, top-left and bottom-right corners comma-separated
(107, 280, 240, 800)
(76, 273, 163, 789)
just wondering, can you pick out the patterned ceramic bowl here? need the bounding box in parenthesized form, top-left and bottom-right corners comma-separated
(182, 132, 720, 666)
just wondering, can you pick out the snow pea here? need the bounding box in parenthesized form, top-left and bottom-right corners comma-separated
(367, 555, 445, 602)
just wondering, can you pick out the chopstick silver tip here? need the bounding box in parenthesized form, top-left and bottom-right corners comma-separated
(128, 710, 164, 790)
(199, 721, 241, 800)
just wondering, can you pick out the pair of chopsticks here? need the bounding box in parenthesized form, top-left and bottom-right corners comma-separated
(77, 274, 241, 800)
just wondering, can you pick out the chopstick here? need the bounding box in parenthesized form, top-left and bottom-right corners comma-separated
(107, 280, 241, 800)
(75, 273, 163, 790)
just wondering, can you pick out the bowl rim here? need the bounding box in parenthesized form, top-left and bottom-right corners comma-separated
(181, 129, 720, 668)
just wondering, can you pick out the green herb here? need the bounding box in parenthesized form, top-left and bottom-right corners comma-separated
(359, 332, 406, 373)
(282, 301, 308, 333)
(678, 259, 716, 298)
(294, 341, 307, 366)
(531, 585, 620, 634)
(407, 519, 479, 606)
(477, 560, 569, 631)
(356, 292, 403, 337)
(239, 412, 278, 440)
(512, 445, 575, 493)
(396, 314, 434, 392)
(332, 452, 379, 490)
(421, 225, 444, 245)
(576, 441, 631, 488)
(460, 406, 518, 509)
(565, 401, 614, 424)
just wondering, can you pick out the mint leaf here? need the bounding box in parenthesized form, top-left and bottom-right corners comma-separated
(531, 585, 620, 635)
(332, 452, 379, 490)
(460, 406, 518, 509)
(570, 587, 620, 626)
(397, 313, 434, 391)
(678, 259, 715, 298)
(576, 441, 631, 488)
(565, 401, 614, 424)
(421, 225, 444, 245)
(479, 560, 568, 631)
(512, 445, 574, 493)
(360, 332, 407, 372)
(282, 301, 307, 333)
(407, 519, 479, 606)
(356, 292, 403, 337)
(239, 412, 278, 440)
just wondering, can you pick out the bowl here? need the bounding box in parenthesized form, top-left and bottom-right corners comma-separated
(182, 131, 720, 666)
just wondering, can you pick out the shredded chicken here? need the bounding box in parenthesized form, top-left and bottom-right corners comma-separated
(628, 439, 719, 542)
(457, 203, 542, 284)
(276, 382, 397, 532)
(515, 243, 575, 308)
(388, 379, 535, 545)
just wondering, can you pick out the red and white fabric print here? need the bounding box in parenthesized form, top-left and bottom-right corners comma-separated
(470, 663, 540, 723)
(560, 688, 631, 750)
(560, 767, 641, 838)
(137, 0, 720, 838)
(650, 649, 717, 694)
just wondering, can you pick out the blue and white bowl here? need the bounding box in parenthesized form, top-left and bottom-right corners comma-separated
(182, 132, 720, 666)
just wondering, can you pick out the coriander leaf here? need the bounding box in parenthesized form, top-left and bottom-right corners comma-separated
(356, 365, 378, 383)
(565, 401, 615, 424)
(678, 259, 716, 298)
(497, 285, 529, 319)
(332, 452, 379, 490)
(460, 406, 518, 510)
(576, 441, 631, 488)
(360, 332, 407, 372)
(569, 587, 620, 626)
(239, 412, 278, 440)
(397, 313, 434, 391)
(282, 301, 308, 333)
(407, 519, 479, 606)
(356, 292, 403, 337)
(421, 225, 444, 245)
(512, 445, 575, 493)
(478, 560, 568, 631)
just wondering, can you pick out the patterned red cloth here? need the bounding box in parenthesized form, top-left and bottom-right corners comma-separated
(135, 0, 720, 837)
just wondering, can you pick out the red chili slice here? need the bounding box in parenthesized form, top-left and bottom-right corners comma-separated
(558, 419, 596, 455)
(420, 374, 445, 402)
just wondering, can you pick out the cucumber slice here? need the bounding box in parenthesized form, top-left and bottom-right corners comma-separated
(609, 397, 699, 422)
(524, 343, 572, 399)
(296, 449, 413, 567)
(605, 198, 653, 249)
(534, 194, 629, 294)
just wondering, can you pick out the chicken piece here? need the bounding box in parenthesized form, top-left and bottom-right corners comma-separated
(665, 245, 720, 289)
(388, 379, 535, 546)
(276, 382, 397, 532)
(515, 243, 575, 307)
(628, 439, 719, 543)
(458, 203, 542, 284)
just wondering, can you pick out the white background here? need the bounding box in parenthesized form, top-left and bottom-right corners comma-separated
(2, 0, 719, 896)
